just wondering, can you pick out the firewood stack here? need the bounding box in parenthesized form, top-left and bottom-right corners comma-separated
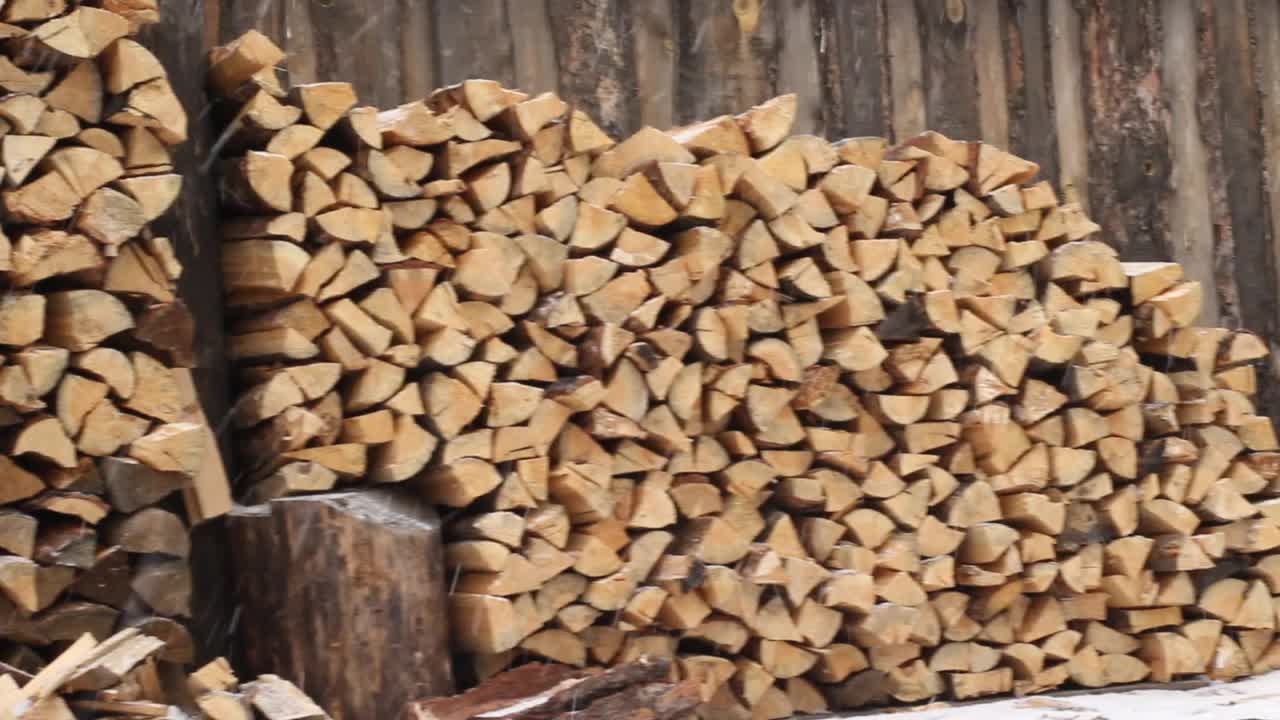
(211, 28, 1280, 716)
(0, 0, 223, 685)
(0, 628, 329, 720)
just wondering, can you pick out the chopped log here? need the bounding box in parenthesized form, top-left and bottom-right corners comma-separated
(229, 490, 454, 718)
(128, 422, 203, 476)
(44, 290, 134, 351)
(244, 675, 329, 720)
(105, 508, 189, 558)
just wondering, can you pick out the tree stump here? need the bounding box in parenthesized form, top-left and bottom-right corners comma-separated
(228, 489, 454, 719)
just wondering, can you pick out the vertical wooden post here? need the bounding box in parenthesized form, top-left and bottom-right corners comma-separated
(818, 0, 889, 139)
(633, 0, 677, 131)
(1257, 0, 1280, 420)
(1260, 0, 1280, 345)
(1161, 0, 1219, 324)
(915, 0, 980, 140)
(971, 0, 1009, 148)
(885, 0, 925, 141)
(138, 0, 236, 663)
(776, 0, 823, 136)
(551, 0, 637, 137)
(1048, 0, 1090, 211)
(1208, 0, 1276, 337)
(401, 0, 440, 100)
(434, 0, 517, 88)
(1006, 0, 1060, 182)
(1077, 0, 1172, 261)
(508, 0, 561, 96)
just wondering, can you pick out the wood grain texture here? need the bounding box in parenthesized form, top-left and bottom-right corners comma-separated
(632, 0, 677, 129)
(885, 0, 925, 140)
(1209, 0, 1273, 336)
(208, 0, 420, 106)
(508, 0, 560, 95)
(296, 0, 408, 107)
(400, 0, 438, 100)
(229, 491, 455, 718)
(1192, 0, 1244, 333)
(1160, 0, 1219, 323)
(1048, 0, 1089, 209)
(971, 0, 1008, 146)
(814, 0, 885, 139)
(434, 0, 516, 88)
(549, 0, 636, 138)
(818, 0, 886, 138)
(916, 0, 980, 140)
(1079, 0, 1170, 259)
(676, 0, 778, 125)
(1258, 0, 1280, 355)
(214, 0, 285, 43)
(1006, 0, 1059, 184)
(1254, 0, 1280, 297)
(775, 0, 823, 135)
(1196, 0, 1239, 331)
(281, 0, 319, 87)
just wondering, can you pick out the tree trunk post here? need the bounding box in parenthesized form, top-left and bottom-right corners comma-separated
(228, 490, 455, 719)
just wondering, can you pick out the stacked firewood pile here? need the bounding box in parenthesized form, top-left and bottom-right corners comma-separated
(0, 627, 326, 719)
(210, 28, 1280, 717)
(0, 0, 232, 685)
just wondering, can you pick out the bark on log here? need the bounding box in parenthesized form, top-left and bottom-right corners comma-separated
(228, 489, 455, 719)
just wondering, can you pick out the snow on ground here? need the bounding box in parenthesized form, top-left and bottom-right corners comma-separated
(827, 672, 1280, 719)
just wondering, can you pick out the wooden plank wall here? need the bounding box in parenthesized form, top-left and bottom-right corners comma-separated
(199, 0, 1280, 403)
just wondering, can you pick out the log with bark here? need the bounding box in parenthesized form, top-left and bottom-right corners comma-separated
(0, 0, 230, 691)
(208, 28, 1280, 716)
(227, 489, 455, 719)
(405, 657, 697, 720)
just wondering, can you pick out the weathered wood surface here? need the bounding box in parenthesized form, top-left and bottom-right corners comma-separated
(228, 490, 455, 719)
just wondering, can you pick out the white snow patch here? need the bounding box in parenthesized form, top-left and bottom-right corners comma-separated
(826, 672, 1280, 719)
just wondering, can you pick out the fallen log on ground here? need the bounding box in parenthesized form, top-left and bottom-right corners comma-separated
(406, 657, 698, 720)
